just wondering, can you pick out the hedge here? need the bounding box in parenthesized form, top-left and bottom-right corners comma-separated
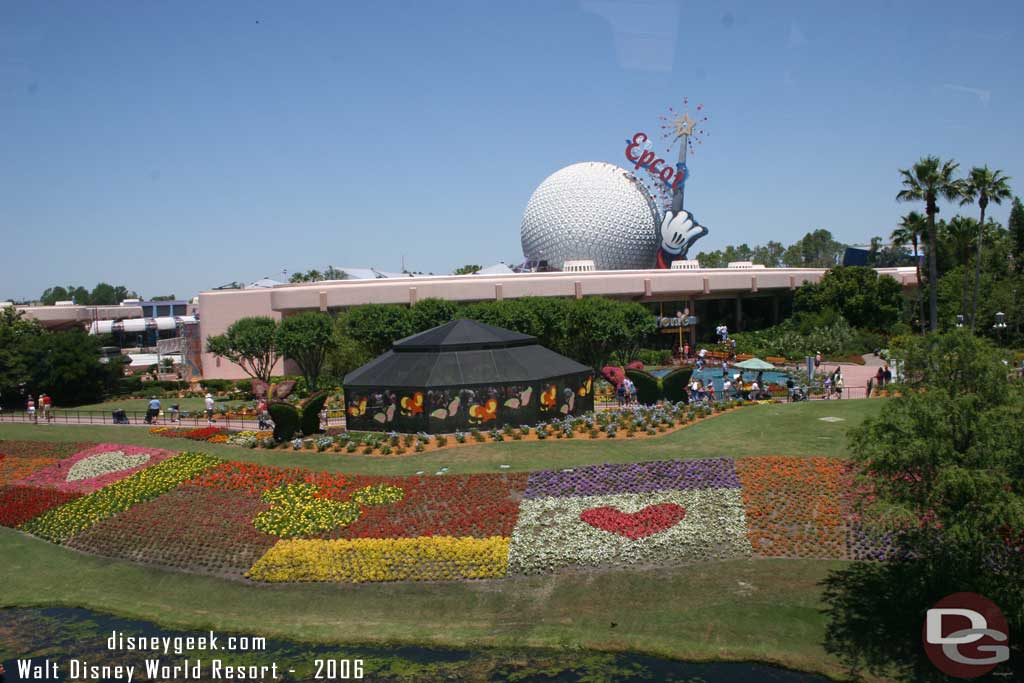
(661, 367, 693, 403)
(300, 392, 329, 435)
(625, 370, 661, 405)
(270, 402, 300, 441)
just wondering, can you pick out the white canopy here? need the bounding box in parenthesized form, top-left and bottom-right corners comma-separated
(88, 316, 198, 335)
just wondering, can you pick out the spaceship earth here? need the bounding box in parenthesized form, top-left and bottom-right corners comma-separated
(520, 162, 661, 271)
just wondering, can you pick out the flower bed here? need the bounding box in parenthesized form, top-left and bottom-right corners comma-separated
(154, 427, 229, 441)
(20, 452, 221, 542)
(16, 443, 178, 494)
(523, 458, 741, 499)
(247, 536, 510, 583)
(189, 461, 353, 498)
(0, 441, 95, 484)
(734, 457, 848, 558)
(0, 485, 84, 527)
(65, 486, 279, 577)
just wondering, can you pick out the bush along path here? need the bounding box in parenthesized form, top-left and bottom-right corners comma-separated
(0, 439, 905, 584)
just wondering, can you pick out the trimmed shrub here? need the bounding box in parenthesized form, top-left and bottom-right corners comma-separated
(300, 392, 329, 435)
(625, 370, 660, 405)
(270, 402, 300, 441)
(661, 368, 693, 403)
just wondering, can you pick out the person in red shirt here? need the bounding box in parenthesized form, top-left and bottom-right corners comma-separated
(41, 393, 52, 423)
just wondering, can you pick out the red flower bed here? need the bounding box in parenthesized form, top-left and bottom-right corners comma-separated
(579, 503, 687, 540)
(157, 427, 228, 441)
(0, 485, 84, 527)
(66, 486, 277, 577)
(0, 441, 95, 459)
(190, 461, 352, 497)
(324, 473, 528, 539)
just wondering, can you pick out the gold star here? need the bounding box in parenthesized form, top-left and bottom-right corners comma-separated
(672, 112, 697, 139)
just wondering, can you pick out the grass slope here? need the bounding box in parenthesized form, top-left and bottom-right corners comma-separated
(0, 528, 848, 678)
(0, 399, 883, 476)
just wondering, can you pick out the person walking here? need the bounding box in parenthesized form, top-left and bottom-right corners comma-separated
(721, 359, 729, 377)
(204, 393, 215, 425)
(814, 351, 822, 374)
(823, 376, 832, 400)
(615, 380, 626, 407)
(26, 395, 37, 423)
(707, 380, 717, 402)
(41, 393, 52, 423)
(169, 403, 180, 423)
(835, 373, 844, 399)
(875, 366, 885, 389)
(257, 399, 269, 429)
(884, 365, 892, 385)
(146, 396, 160, 424)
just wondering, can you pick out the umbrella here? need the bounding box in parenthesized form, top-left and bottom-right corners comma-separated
(735, 357, 776, 371)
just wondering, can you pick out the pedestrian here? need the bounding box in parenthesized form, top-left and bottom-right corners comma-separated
(146, 396, 160, 424)
(615, 380, 626, 407)
(814, 351, 822, 374)
(723, 378, 732, 399)
(875, 366, 885, 388)
(884, 365, 892, 385)
(682, 343, 690, 361)
(257, 398, 269, 429)
(41, 393, 52, 423)
(169, 403, 180, 423)
(756, 371, 764, 388)
(750, 380, 760, 400)
(835, 373, 844, 399)
(824, 376, 832, 400)
(707, 381, 717, 402)
(26, 395, 37, 423)
(721, 359, 729, 377)
(729, 338, 737, 360)
(204, 393, 215, 425)
(689, 378, 700, 403)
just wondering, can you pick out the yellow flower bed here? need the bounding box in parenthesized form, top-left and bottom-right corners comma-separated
(20, 452, 220, 543)
(246, 536, 511, 583)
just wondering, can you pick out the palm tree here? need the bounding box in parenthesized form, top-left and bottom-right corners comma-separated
(897, 156, 964, 332)
(943, 215, 978, 317)
(891, 211, 928, 332)
(960, 166, 1013, 331)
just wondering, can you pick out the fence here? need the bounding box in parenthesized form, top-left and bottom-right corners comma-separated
(0, 409, 347, 431)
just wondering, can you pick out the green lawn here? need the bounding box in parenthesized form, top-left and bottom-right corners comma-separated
(0, 399, 883, 476)
(56, 397, 248, 412)
(0, 528, 850, 679)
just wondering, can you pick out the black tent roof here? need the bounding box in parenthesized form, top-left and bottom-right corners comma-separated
(344, 319, 590, 388)
(392, 319, 536, 351)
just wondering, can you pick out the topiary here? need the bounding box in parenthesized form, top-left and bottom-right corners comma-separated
(300, 391, 329, 435)
(269, 402, 300, 441)
(661, 367, 694, 403)
(625, 370, 660, 405)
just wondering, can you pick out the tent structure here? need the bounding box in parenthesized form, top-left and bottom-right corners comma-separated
(343, 319, 595, 433)
(734, 357, 776, 371)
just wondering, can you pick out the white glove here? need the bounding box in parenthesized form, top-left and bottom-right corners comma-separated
(660, 210, 707, 256)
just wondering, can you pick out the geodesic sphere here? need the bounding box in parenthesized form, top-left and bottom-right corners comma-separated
(520, 162, 661, 270)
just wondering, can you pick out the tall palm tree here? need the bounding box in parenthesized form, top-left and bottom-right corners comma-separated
(943, 215, 978, 317)
(960, 166, 1013, 331)
(897, 156, 964, 332)
(891, 211, 928, 332)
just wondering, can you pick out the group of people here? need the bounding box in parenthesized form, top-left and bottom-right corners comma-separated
(874, 365, 894, 388)
(143, 393, 220, 425)
(24, 394, 53, 423)
(615, 376, 638, 406)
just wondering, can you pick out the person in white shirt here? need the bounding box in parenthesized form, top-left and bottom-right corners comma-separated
(723, 379, 732, 398)
(204, 393, 215, 425)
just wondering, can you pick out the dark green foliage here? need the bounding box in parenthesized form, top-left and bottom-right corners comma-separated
(409, 298, 459, 333)
(625, 370, 660, 405)
(206, 316, 280, 382)
(825, 331, 1023, 678)
(269, 402, 300, 441)
(275, 312, 333, 391)
(660, 368, 693, 403)
(299, 392, 329, 435)
(793, 266, 903, 331)
(39, 283, 138, 306)
(1010, 196, 1024, 271)
(341, 304, 414, 356)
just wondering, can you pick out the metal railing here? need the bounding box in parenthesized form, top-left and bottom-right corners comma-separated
(0, 409, 346, 430)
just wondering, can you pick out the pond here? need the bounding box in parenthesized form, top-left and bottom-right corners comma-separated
(0, 607, 832, 682)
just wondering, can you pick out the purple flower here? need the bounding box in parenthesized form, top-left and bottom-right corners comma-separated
(524, 458, 741, 499)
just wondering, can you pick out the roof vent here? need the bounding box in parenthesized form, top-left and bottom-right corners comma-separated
(670, 259, 701, 270)
(727, 261, 754, 269)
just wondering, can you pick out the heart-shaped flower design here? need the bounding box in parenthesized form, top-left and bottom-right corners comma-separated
(580, 503, 687, 540)
(66, 451, 151, 482)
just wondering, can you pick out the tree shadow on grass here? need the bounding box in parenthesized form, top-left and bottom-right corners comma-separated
(820, 560, 1020, 682)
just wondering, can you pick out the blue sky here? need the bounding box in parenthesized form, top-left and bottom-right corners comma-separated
(2, 0, 1022, 301)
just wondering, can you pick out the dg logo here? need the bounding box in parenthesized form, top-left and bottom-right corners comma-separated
(923, 592, 1010, 678)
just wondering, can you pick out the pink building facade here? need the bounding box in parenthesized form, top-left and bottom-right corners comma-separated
(197, 266, 919, 379)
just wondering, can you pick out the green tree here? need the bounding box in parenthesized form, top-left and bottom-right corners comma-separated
(206, 317, 281, 382)
(341, 304, 413, 356)
(782, 229, 845, 267)
(24, 329, 120, 405)
(323, 315, 374, 384)
(941, 215, 978, 317)
(275, 312, 333, 391)
(409, 298, 458, 332)
(1010, 196, 1024, 271)
(897, 156, 964, 332)
(563, 298, 655, 368)
(462, 300, 543, 338)
(891, 211, 928, 332)
(0, 307, 43, 407)
(824, 331, 1023, 679)
(39, 286, 71, 306)
(961, 166, 1013, 330)
(793, 266, 903, 331)
(452, 264, 481, 275)
(149, 294, 177, 301)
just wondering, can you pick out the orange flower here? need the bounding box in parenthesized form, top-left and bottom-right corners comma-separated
(469, 399, 498, 422)
(400, 392, 424, 416)
(347, 397, 367, 417)
(539, 385, 557, 409)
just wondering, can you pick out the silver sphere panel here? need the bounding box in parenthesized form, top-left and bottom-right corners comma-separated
(520, 162, 661, 270)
